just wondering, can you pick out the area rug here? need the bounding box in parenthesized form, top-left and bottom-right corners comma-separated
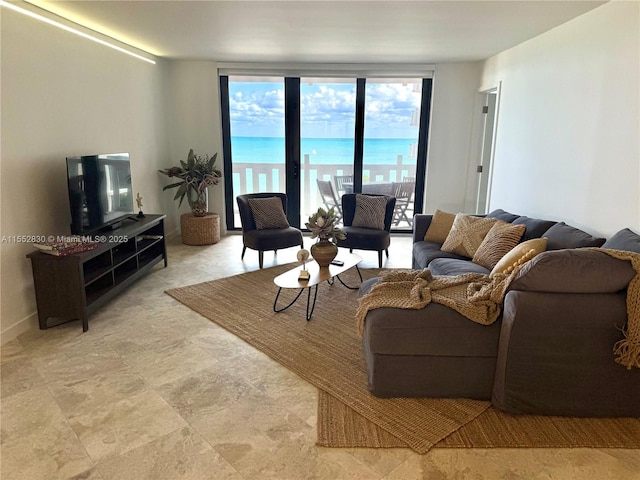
(166, 263, 489, 454)
(166, 264, 640, 453)
(317, 390, 640, 449)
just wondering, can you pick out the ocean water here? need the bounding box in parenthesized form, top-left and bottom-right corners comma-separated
(231, 137, 416, 165)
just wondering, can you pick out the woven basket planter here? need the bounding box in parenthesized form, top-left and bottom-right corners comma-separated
(180, 213, 220, 245)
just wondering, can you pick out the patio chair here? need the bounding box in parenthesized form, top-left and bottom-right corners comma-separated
(237, 193, 304, 269)
(334, 174, 354, 196)
(317, 179, 343, 219)
(392, 181, 415, 226)
(337, 193, 396, 267)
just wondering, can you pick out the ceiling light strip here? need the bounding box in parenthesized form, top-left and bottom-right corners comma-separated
(0, 0, 156, 65)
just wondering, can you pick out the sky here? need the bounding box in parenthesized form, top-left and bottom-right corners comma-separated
(228, 79, 422, 139)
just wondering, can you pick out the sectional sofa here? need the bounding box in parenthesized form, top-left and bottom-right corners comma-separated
(360, 209, 640, 417)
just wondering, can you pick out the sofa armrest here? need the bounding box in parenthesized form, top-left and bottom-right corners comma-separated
(412, 214, 433, 243)
(509, 249, 635, 294)
(493, 290, 639, 417)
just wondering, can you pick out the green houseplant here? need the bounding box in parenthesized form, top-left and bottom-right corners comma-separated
(305, 207, 346, 267)
(159, 149, 222, 217)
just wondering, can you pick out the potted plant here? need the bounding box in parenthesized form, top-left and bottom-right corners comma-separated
(158, 148, 221, 217)
(305, 207, 346, 267)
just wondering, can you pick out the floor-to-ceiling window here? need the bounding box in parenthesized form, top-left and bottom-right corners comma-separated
(362, 79, 422, 228)
(300, 78, 357, 226)
(220, 70, 432, 232)
(223, 76, 286, 226)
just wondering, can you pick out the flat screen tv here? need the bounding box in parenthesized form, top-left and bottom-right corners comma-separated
(66, 153, 134, 235)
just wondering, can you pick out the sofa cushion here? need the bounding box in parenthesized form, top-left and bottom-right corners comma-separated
(441, 214, 497, 258)
(512, 216, 556, 241)
(352, 194, 386, 230)
(247, 197, 290, 230)
(429, 258, 490, 276)
(412, 241, 468, 269)
(363, 302, 502, 357)
(423, 209, 455, 243)
(543, 222, 606, 250)
(486, 209, 520, 223)
(509, 249, 635, 293)
(472, 221, 526, 269)
(602, 228, 640, 253)
(490, 238, 548, 276)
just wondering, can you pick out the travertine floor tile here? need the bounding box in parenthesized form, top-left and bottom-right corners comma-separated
(533, 448, 640, 480)
(383, 448, 538, 479)
(0, 338, 26, 363)
(118, 338, 218, 387)
(156, 366, 267, 420)
(0, 356, 43, 399)
(96, 426, 242, 480)
(66, 389, 187, 462)
(47, 370, 149, 418)
(0, 387, 94, 480)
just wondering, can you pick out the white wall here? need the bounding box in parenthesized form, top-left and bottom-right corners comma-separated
(481, 1, 640, 236)
(1, 9, 171, 342)
(163, 61, 226, 235)
(424, 62, 483, 214)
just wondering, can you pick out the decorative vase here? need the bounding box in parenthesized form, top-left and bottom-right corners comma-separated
(311, 238, 338, 267)
(187, 187, 208, 217)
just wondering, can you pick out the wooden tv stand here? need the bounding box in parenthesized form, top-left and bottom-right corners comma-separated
(27, 214, 167, 332)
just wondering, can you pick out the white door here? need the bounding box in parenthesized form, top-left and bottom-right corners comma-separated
(476, 90, 497, 214)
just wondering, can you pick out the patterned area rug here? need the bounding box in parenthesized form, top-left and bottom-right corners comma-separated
(166, 264, 640, 453)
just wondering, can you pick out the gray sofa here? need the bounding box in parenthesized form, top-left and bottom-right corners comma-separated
(361, 209, 640, 417)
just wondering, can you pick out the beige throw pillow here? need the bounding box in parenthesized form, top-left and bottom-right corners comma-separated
(441, 213, 497, 258)
(248, 197, 290, 230)
(490, 237, 548, 276)
(424, 210, 456, 243)
(472, 221, 526, 269)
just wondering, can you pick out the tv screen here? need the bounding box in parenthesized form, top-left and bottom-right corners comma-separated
(66, 153, 134, 235)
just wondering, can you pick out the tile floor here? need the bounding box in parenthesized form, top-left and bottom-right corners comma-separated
(2, 233, 639, 480)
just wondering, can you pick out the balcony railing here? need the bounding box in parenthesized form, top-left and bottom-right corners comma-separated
(232, 154, 416, 228)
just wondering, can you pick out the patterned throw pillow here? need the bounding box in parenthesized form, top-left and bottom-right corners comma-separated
(472, 221, 526, 269)
(441, 213, 497, 258)
(490, 237, 548, 276)
(424, 210, 456, 243)
(352, 194, 387, 230)
(247, 197, 290, 230)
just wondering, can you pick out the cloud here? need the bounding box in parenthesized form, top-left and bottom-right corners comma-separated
(229, 80, 422, 138)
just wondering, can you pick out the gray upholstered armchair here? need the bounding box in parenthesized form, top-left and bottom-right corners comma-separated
(236, 193, 304, 269)
(336, 193, 396, 267)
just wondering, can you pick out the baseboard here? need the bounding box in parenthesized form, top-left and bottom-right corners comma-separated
(166, 227, 181, 240)
(1, 312, 37, 345)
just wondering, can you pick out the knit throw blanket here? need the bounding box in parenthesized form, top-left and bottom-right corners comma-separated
(356, 248, 640, 370)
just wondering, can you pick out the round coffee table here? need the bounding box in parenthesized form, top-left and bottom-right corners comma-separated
(273, 253, 363, 321)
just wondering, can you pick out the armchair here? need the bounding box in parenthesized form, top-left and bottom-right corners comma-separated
(336, 194, 396, 267)
(236, 193, 304, 269)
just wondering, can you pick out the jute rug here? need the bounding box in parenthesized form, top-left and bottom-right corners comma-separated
(166, 264, 640, 453)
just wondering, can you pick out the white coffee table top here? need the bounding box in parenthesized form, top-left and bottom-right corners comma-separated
(273, 253, 362, 289)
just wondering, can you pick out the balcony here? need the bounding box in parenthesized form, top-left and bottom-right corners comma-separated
(232, 154, 416, 229)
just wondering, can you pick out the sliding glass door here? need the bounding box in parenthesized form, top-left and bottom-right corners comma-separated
(221, 74, 432, 231)
(363, 79, 423, 228)
(223, 76, 286, 227)
(300, 78, 356, 227)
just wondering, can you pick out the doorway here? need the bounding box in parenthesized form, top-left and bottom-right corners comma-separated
(475, 86, 499, 214)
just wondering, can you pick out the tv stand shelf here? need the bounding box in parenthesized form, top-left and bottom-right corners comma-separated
(27, 214, 167, 332)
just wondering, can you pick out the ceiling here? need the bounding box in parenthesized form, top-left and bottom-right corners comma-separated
(26, 0, 606, 63)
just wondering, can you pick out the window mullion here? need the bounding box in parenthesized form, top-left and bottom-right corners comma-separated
(353, 78, 366, 193)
